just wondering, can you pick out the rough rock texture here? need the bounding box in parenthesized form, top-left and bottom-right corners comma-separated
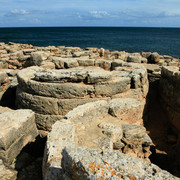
(61, 147, 177, 180)
(0, 71, 10, 102)
(43, 99, 155, 179)
(0, 107, 38, 166)
(160, 66, 180, 132)
(16, 64, 148, 131)
(0, 159, 17, 180)
(159, 66, 180, 174)
(0, 42, 179, 71)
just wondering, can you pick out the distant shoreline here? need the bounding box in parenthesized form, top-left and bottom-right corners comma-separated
(0, 27, 180, 58)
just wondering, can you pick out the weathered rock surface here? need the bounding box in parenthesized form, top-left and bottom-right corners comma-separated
(44, 143, 177, 179)
(0, 107, 38, 166)
(43, 99, 156, 179)
(16, 64, 148, 131)
(159, 66, 180, 175)
(160, 66, 180, 131)
(0, 159, 17, 180)
(109, 98, 144, 125)
(60, 147, 177, 180)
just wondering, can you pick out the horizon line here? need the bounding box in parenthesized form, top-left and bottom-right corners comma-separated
(0, 26, 180, 28)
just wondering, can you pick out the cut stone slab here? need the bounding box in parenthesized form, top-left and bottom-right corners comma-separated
(16, 88, 59, 115)
(86, 68, 112, 84)
(58, 97, 109, 116)
(77, 58, 95, 66)
(64, 58, 79, 68)
(143, 64, 160, 73)
(65, 100, 109, 123)
(109, 98, 144, 125)
(95, 77, 130, 96)
(0, 109, 38, 165)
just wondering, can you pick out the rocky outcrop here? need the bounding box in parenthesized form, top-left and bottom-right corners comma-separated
(16, 63, 148, 132)
(0, 106, 38, 166)
(42, 100, 180, 179)
(0, 42, 180, 179)
(43, 100, 152, 178)
(0, 42, 179, 70)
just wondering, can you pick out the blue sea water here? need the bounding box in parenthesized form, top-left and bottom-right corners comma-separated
(0, 27, 180, 58)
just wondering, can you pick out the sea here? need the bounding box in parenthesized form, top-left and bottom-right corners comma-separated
(0, 27, 180, 58)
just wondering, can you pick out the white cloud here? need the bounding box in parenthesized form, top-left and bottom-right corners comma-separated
(6, 9, 29, 17)
(89, 11, 109, 18)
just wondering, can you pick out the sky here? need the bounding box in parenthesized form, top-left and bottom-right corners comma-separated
(0, 0, 180, 27)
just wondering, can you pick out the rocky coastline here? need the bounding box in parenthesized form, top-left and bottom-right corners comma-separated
(0, 42, 180, 179)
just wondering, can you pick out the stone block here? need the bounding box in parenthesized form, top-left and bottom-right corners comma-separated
(16, 88, 59, 115)
(64, 58, 79, 68)
(95, 77, 130, 96)
(58, 98, 108, 116)
(95, 59, 112, 70)
(0, 109, 38, 165)
(86, 68, 112, 84)
(77, 58, 95, 66)
(127, 55, 142, 63)
(65, 100, 109, 123)
(35, 113, 64, 131)
(109, 98, 144, 124)
(52, 57, 65, 69)
(30, 51, 49, 66)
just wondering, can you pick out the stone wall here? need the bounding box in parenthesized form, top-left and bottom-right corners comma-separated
(16, 63, 148, 132)
(160, 66, 180, 133)
(160, 66, 180, 175)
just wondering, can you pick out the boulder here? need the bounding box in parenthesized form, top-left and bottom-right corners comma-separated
(148, 52, 160, 63)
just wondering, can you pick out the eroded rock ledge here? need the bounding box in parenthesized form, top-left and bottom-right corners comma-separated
(43, 100, 176, 179)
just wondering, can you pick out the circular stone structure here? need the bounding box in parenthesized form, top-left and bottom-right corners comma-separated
(16, 62, 149, 131)
(42, 100, 177, 180)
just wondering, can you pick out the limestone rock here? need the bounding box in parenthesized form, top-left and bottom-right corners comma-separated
(127, 55, 142, 63)
(45, 146, 177, 180)
(0, 71, 7, 84)
(0, 159, 17, 180)
(86, 68, 112, 84)
(30, 51, 49, 66)
(109, 98, 144, 124)
(64, 58, 79, 68)
(148, 52, 160, 63)
(77, 58, 95, 66)
(0, 109, 38, 165)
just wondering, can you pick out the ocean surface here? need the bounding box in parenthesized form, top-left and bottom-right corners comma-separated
(0, 27, 180, 58)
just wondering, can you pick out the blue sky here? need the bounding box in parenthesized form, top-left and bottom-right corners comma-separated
(0, 0, 180, 27)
